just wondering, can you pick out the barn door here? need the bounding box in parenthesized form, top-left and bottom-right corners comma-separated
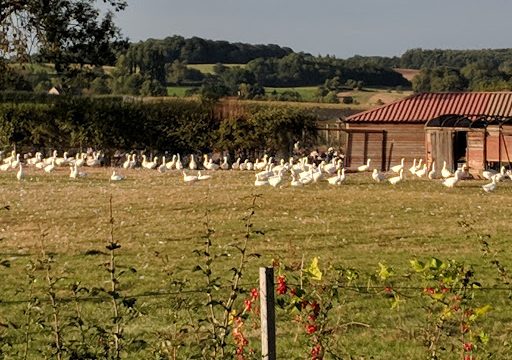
(430, 130, 454, 172)
(345, 130, 386, 170)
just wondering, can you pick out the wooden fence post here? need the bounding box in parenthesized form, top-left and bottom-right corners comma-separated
(260, 267, 276, 360)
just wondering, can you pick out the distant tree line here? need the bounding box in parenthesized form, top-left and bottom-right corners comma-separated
(5, 27, 512, 98)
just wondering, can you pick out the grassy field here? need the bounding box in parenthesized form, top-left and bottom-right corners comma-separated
(166, 85, 195, 97)
(1, 165, 512, 358)
(187, 63, 246, 74)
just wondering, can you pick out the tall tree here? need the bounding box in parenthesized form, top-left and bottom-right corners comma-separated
(1, 0, 127, 72)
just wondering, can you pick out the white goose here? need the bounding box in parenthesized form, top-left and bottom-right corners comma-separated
(246, 160, 254, 171)
(16, 164, 24, 181)
(415, 164, 428, 178)
(86, 152, 102, 167)
(110, 170, 125, 181)
(415, 159, 423, 172)
(494, 166, 507, 182)
(175, 154, 184, 170)
(197, 171, 211, 180)
(55, 151, 70, 166)
(254, 174, 269, 186)
(231, 158, 241, 170)
(202, 154, 210, 169)
(300, 169, 315, 185)
(482, 166, 504, 181)
(27, 152, 43, 165)
(2, 150, 15, 164)
(182, 171, 198, 184)
(69, 164, 87, 179)
(0, 159, 12, 171)
(290, 173, 303, 187)
(442, 170, 462, 188)
(408, 159, 417, 175)
(428, 161, 437, 180)
(205, 158, 219, 171)
(44, 158, 56, 173)
(441, 161, 453, 179)
(255, 154, 269, 171)
(122, 154, 132, 169)
(189, 155, 197, 170)
(157, 156, 167, 173)
(166, 155, 177, 170)
(391, 158, 405, 173)
(44, 150, 58, 165)
(482, 175, 498, 193)
(220, 156, 229, 170)
(142, 155, 158, 170)
(328, 168, 345, 185)
(357, 159, 371, 172)
(388, 169, 404, 185)
(75, 153, 87, 168)
(10, 153, 21, 169)
(372, 168, 386, 182)
(268, 171, 284, 188)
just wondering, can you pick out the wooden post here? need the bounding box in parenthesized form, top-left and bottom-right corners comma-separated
(259, 267, 276, 360)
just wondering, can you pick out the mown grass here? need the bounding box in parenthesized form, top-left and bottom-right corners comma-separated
(1, 166, 512, 358)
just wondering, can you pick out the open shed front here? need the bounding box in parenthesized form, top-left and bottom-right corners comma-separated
(425, 115, 512, 176)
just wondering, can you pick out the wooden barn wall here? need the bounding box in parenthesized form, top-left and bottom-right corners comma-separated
(345, 123, 425, 171)
(485, 126, 512, 164)
(467, 131, 485, 173)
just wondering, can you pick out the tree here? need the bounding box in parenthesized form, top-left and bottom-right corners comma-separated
(1, 0, 127, 73)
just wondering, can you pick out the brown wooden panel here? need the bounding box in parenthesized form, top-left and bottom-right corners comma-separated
(347, 123, 425, 170)
(467, 131, 485, 173)
(430, 130, 454, 172)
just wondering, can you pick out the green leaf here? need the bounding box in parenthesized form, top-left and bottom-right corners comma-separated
(378, 262, 393, 280)
(409, 259, 425, 272)
(429, 257, 444, 270)
(307, 257, 322, 281)
(470, 304, 492, 321)
(478, 331, 490, 345)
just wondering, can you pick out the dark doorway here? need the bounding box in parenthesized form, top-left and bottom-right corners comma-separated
(453, 131, 467, 168)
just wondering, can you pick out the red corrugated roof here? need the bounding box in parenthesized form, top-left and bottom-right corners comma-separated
(345, 92, 512, 123)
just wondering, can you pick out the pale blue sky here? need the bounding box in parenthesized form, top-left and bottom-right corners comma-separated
(111, 0, 512, 58)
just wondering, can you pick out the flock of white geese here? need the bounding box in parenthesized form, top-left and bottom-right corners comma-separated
(0, 150, 507, 192)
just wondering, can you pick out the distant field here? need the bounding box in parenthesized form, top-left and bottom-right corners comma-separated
(166, 85, 195, 97)
(187, 63, 246, 74)
(395, 68, 421, 82)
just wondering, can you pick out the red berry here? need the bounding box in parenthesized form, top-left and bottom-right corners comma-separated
(250, 288, 259, 300)
(306, 324, 317, 334)
(463, 342, 473, 352)
(276, 275, 288, 295)
(244, 299, 252, 312)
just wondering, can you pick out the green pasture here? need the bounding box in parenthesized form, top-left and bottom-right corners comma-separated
(166, 85, 195, 97)
(0, 166, 511, 358)
(187, 63, 246, 74)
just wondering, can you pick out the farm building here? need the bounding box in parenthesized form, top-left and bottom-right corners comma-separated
(343, 92, 512, 176)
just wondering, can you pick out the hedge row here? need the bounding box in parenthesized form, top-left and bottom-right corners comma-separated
(0, 97, 317, 157)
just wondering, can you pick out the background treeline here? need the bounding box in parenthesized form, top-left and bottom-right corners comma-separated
(5, 36, 512, 98)
(0, 96, 317, 157)
(344, 48, 512, 92)
(126, 35, 294, 65)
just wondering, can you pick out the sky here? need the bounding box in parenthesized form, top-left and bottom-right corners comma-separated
(108, 0, 512, 59)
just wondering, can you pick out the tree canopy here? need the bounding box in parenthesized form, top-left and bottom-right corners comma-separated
(1, 0, 127, 71)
